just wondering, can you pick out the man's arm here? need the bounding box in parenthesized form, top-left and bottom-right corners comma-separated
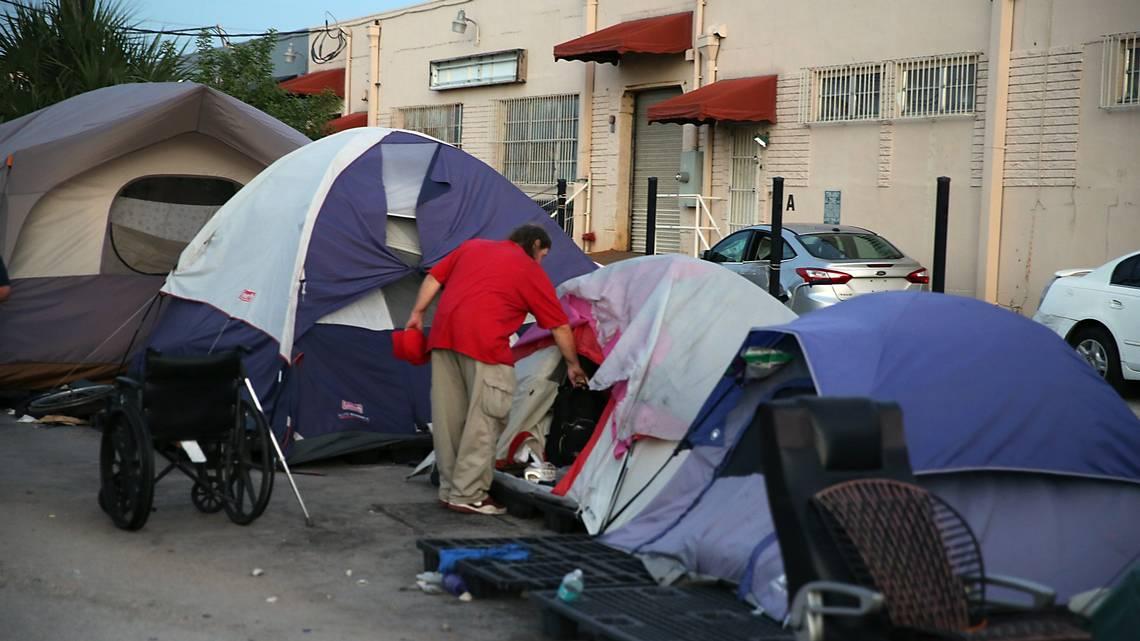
(551, 325, 588, 387)
(406, 275, 441, 331)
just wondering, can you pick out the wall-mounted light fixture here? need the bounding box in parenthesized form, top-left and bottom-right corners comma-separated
(451, 10, 480, 46)
(753, 133, 769, 149)
(283, 42, 298, 64)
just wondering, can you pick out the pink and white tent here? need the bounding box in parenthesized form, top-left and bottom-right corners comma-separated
(499, 254, 796, 533)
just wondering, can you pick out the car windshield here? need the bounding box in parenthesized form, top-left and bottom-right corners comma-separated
(799, 233, 904, 260)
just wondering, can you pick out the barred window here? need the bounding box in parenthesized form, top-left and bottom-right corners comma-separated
(808, 63, 884, 123)
(898, 54, 977, 118)
(1101, 32, 1140, 108)
(400, 104, 463, 147)
(495, 94, 579, 185)
(801, 52, 979, 124)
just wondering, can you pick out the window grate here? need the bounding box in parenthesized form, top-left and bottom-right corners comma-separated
(800, 52, 979, 124)
(400, 104, 463, 147)
(1101, 32, 1140, 108)
(494, 94, 579, 186)
(896, 53, 977, 118)
(728, 127, 762, 231)
(802, 62, 885, 123)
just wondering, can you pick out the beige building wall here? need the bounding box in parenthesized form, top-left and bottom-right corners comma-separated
(318, 0, 1139, 314)
(995, 0, 1140, 314)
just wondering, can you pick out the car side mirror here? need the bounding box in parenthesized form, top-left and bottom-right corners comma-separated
(701, 250, 713, 261)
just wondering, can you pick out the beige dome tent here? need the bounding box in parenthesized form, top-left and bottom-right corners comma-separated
(0, 82, 309, 389)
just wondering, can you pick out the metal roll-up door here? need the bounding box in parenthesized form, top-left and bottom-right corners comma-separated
(630, 87, 683, 254)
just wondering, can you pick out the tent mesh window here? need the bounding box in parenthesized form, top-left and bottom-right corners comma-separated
(104, 176, 241, 276)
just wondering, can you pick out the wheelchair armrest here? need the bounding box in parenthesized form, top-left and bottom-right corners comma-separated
(788, 581, 884, 641)
(968, 573, 1056, 611)
(115, 376, 141, 389)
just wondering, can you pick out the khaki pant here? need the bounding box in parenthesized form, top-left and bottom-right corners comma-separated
(431, 350, 516, 505)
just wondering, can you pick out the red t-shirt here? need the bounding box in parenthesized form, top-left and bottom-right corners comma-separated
(428, 240, 569, 365)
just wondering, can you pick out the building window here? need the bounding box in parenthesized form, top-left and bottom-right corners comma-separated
(399, 104, 463, 147)
(801, 52, 979, 124)
(1101, 32, 1140, 108)
(897, 54, 977, 118)
(495, 94, 579, 186)
(429, 49, 526, 91)
(807, 63, 884, 123)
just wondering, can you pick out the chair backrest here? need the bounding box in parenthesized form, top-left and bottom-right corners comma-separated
(813, 478, 984, 632)
(143, 350, 244, 442)
(757, 397, 915, 604)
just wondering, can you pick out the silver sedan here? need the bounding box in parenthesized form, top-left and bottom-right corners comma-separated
(701, 224, 929, 314)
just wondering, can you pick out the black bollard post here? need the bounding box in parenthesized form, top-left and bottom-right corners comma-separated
(556, 178, 567, 233)
(768, 176, 785, 298)
(933, 176, 950, 293)
(645, 177, 658, 255)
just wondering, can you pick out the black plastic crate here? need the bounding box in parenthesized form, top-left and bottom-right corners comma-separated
(416, 534, 589, 573)
(414, 536, 655, 598)
(531, 585, 793, 641)
(490, 476, 585, 533)
(457, 539, 655, 598)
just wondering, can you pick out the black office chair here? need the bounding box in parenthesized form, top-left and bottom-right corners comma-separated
(97, 349, 275, 531)
(756, 397, 1090, 641)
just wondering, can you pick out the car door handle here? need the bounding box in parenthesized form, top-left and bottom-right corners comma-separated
(1109, 299, 1123, 310)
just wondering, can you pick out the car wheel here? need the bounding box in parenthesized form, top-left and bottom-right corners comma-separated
(1070, 325, 1124, 390)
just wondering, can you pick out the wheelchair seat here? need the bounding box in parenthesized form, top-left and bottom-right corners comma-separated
(142, 350, 244, 443)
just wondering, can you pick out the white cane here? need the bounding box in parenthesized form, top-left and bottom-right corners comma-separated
(244, 377, 314, 527)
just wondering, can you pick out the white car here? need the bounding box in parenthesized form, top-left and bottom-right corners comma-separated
(1034, 250, 1140, 389)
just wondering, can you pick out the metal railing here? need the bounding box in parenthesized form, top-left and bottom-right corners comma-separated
(651, 193, 725, 257)
(529, 178, 589, 239)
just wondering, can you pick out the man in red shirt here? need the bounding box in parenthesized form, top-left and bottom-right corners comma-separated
(407, 225, 588, 515)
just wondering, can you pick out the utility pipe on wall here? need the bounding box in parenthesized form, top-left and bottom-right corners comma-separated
(978, 0, 1015, 302)
(367, 22, 381, 127)
(697, 27, 721, 249)
(343, 28, 353, 117)
(681, 0, 705, 154)
(580, 0, 598, 251)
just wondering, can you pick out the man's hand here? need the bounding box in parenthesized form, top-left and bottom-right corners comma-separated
(406, 275, 441, 332)
(406, 310, 424, 332)
(567, 362, 589, 388)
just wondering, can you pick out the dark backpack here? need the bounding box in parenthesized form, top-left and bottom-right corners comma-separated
(545, 360, 607, 467)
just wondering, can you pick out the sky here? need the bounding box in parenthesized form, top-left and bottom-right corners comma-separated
(128, 0, 414, 36)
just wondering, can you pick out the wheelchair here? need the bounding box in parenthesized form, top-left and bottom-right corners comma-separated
(96, 349, 276, 531)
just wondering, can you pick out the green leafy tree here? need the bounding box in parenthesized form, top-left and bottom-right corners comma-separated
(0, 0, 184, 122)
(190, 30, 340, 139)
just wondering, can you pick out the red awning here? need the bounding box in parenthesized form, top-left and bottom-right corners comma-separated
(326, 112, 367, 133)
(646, 76, 778, 126)
(553, 12, 692, 64)
(279, 67, 345, 98)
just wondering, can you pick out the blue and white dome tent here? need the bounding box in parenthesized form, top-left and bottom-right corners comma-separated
(605, 292, 1140, 619)
(144, 128, 596, 463)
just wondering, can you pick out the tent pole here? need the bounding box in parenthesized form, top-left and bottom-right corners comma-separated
(244, 377, 314, 527)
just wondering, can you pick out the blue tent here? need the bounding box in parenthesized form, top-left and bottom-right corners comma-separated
(144, 128, 596, 463)
(604, 292, 1140, 619)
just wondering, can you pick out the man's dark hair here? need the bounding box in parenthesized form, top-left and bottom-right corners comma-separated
(509, 224, 553, 258)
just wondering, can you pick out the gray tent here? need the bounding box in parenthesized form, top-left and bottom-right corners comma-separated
(0, 82, 309, 389)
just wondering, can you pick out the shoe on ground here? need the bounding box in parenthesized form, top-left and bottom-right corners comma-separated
(446, 498, 507, 515)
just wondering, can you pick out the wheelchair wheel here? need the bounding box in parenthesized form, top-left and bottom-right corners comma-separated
(98, 406, 154, 530)
(29, 384, 115, 418)
(191, 479, 225, 514)
(221, 400, 275, 525)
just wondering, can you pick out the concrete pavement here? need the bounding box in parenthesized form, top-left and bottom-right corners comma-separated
(0, 415, 542, 641)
